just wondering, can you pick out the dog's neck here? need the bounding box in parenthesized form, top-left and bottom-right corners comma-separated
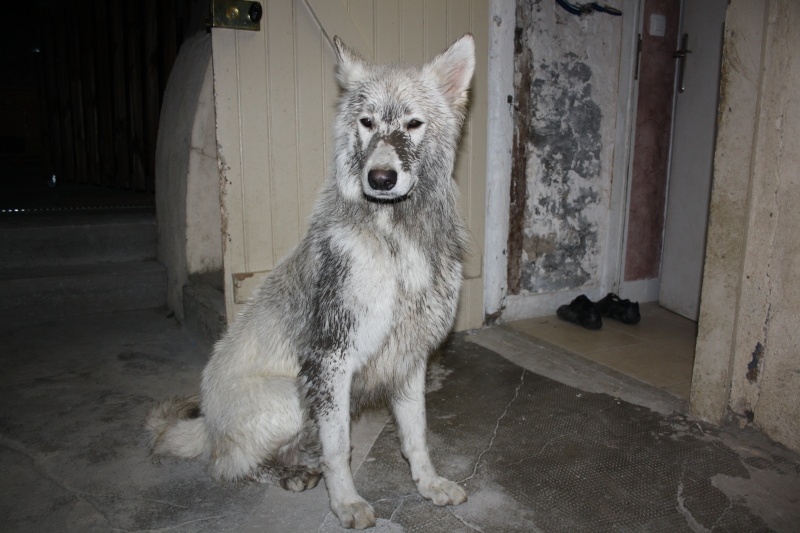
(314, 177, 466, 265)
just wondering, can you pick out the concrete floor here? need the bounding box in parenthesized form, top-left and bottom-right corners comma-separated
(2, 308, 799, 532)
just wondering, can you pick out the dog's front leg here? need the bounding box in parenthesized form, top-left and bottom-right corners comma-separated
(392, 362, 468, 507)
(313, 364, 376, 529)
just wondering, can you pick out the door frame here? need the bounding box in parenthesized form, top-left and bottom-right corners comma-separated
(609, 0, 649, 302)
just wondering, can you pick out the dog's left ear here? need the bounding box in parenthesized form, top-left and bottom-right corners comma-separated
(333, 36, 367, 89)
(426, 34, 476, 114)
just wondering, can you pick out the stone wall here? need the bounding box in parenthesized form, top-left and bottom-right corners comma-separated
(693, 0, 800, 452)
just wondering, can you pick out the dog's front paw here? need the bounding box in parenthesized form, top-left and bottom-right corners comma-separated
(332, 497, 376, 529)
(417, 476, 468, 506)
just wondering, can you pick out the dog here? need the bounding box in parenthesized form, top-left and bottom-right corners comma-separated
(147, 34, 475, 530)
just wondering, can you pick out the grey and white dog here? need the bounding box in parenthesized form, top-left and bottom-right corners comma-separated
(147, 34, 474, 529)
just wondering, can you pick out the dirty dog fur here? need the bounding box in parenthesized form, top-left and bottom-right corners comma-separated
(147, 34, 475, 530)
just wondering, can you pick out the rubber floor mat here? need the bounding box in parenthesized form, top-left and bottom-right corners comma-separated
(344, 337, 781, 532)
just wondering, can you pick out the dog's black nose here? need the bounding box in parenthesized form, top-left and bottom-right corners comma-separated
(367, 169, 397, 191)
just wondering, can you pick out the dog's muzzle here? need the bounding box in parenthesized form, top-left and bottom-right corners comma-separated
(367, 168, 397, 191)
(362, 135, 416, 201)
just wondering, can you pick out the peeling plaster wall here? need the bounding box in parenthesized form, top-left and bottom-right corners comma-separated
(512, 1, 622, 295)
(693, 0, 800, 453)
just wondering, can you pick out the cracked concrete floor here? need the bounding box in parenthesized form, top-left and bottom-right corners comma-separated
(1, 308, 799, 532)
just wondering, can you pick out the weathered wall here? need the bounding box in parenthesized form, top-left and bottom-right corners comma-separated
(511, 1, 622, 295)
(693, 0, 800, 452)
(155, 33, 222, 320)
(184, 58, 222, 278)
(691, 0, 763, 427)
(726, 0, 800, 451)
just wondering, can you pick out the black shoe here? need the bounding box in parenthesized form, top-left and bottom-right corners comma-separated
(596, 293, 640, 325)
(556, 295, 602, 330)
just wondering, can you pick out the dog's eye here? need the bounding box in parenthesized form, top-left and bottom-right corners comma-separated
(359, 117, 373, 129)
(407, 119, 424, 130)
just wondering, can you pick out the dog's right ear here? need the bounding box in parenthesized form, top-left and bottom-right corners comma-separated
(333, 36, 367, 89)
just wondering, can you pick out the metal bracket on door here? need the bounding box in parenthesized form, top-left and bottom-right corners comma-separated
(209, 0, 263, 31)
(673, 33, 691, 93)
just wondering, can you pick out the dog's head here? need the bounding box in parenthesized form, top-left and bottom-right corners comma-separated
(332, 35, 475, 204)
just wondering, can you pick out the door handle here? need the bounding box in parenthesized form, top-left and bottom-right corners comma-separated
(673, 34, 691, 93)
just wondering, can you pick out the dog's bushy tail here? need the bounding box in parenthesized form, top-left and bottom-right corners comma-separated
(146, 396, 208, 459)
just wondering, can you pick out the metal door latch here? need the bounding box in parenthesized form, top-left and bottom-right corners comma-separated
(210, 0, 263, 31)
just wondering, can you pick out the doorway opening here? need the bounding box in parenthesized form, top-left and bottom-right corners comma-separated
(508, 0, 727, 404)
(607, 0, 726, 399)
(0, 0, 192, 213)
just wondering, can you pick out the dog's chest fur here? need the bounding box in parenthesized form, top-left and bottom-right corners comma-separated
(321, 208, 461, 398)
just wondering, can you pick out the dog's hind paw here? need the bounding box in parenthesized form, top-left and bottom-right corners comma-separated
(280, 467, 322, 492)
(417, 476, 468, 506)
(332, 498, 375, 530)
(254, 463, 321, 492)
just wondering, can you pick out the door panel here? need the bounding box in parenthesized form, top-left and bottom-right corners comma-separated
(212, 0, 488, 330)
(659, 0, 727, 320)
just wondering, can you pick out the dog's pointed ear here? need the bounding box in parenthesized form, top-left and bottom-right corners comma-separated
(426, 34, 475, 113)
(333, 36, 367, 89)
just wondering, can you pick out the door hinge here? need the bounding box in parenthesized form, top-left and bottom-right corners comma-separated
(209, 0, 263, 31)
(634, 33, 642, 81)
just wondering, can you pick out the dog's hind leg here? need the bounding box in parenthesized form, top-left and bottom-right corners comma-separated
(392, 361, 468, 507)
(254, 416, 323, 492)
(254, 462, 322, 492)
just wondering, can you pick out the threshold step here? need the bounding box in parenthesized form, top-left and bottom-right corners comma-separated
(0, 211, 157, 269)
(0, 260, 167, 325)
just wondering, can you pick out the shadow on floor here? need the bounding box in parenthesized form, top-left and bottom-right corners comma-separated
(1, 308, 798, 532)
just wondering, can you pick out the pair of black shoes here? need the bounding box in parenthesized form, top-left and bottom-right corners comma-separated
(556, 293, 640, 330)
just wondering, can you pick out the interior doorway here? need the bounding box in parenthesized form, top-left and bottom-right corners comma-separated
(603, 0, 728, 397)
(621, 0, 726, 318)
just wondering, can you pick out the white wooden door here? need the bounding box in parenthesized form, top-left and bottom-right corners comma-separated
(659, 0, 726, 320)
(211, 0, 488, 330)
